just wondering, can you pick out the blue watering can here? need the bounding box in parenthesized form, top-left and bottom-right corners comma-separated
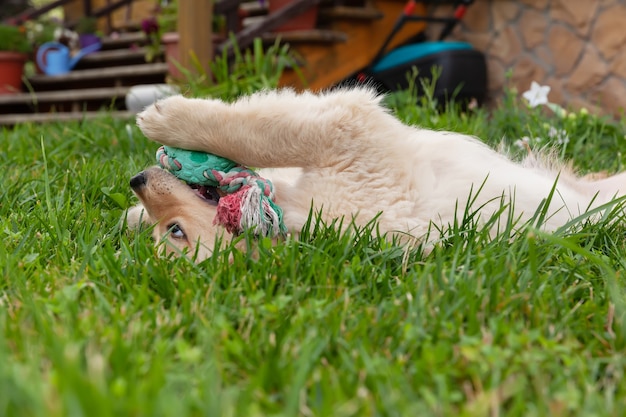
(36, 41, 101, 76)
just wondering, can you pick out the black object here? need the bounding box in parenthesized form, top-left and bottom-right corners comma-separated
(371, 44, 487, 104)
(347, 0, 487, 106)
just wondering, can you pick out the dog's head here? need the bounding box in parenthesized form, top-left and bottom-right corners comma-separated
(130, 166, 233, 259)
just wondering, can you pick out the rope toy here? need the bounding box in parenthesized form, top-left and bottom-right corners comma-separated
(156, 145, 287, 237)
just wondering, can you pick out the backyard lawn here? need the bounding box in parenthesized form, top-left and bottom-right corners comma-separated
(2, 80, 626, 416)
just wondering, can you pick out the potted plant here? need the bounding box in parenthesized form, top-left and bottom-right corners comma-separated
(0, 23, 31, 94)
(25, 17, 60, 48)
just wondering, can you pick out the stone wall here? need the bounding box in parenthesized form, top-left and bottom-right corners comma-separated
(432, 0, 626, 116)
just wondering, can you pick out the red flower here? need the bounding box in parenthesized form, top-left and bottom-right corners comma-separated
(141, 17, 159, 35)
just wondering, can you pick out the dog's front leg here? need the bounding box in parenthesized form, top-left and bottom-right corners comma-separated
(123, 203, 153, 230)
(136, 88, 387, 169)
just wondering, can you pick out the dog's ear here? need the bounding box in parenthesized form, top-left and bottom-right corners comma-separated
(124, 204, 153, 229)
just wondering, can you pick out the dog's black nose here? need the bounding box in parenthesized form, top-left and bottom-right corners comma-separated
(130, 172, 147, 189)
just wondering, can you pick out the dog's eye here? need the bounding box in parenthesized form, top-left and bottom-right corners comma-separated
(167, 223, 186, 239)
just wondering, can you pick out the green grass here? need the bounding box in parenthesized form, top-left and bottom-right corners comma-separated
(2, 85, 626, 417)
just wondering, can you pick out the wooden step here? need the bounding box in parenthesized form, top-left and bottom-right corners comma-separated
(0, 86, 131, 116)
(80, 47, 164, 64)
(75, 46, 165, 69)
(279, 0, 428, 90)
(100, 32, 148, 49)
(111, 21, 143, 33)
(319, 6, 384, 20)
(262, 29, 348, 44)
(7, 30, 171, 124)
(0, 110, 135, 125)
(239, 0, 268, 17)
(28, 63, 168, 84)
(0, 86, 131, 106)
(27, 63, 168, 91)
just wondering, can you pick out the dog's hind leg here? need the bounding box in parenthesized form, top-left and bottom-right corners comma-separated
(580, 171, 626, 202)
(136, 88, 396, 169)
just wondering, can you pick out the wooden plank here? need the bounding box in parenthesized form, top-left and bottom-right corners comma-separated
(178, 0, 213, 77)
(262, 29, 347, 44)
(319, 6, 384, 20)
(239, 0, 268, 16)
(279, 0, 428, 91)
(100, 32, 147, 49)
(0, 111, 135, 125)
(80, 47, 164, 64)
(219, 0, 321, 55)
(27, 63, 168, 85)
(0, 87, 131, 106)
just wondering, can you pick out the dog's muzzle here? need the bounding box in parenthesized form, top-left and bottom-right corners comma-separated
(130, 172, 147, 190)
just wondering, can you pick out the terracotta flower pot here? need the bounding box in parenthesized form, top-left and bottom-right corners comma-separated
(0, 51, 27, 94)
(161, 32, 182, 80)
(269, 0, 318, 32)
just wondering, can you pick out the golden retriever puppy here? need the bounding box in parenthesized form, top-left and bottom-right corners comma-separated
(127, 87, 626, 260)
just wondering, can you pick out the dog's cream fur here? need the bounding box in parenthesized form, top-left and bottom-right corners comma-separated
(127, 87, 626, 260)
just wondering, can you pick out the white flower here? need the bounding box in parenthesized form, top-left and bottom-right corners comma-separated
(547, 126, 558, 139)
(514, 136, 530, 149)
(556, 130, 570, 146)
(546, 126, 570, 146)
(522, 81, 551, 108)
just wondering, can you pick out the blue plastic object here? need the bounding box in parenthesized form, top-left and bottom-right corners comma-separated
(372, 41, 473, 73)
(36, 41, 101, 76)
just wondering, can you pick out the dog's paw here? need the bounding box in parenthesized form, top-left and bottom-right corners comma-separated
(136, 95, 228, 149)
(123, 204, 152, 230)
(136, 95, 188, 143)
